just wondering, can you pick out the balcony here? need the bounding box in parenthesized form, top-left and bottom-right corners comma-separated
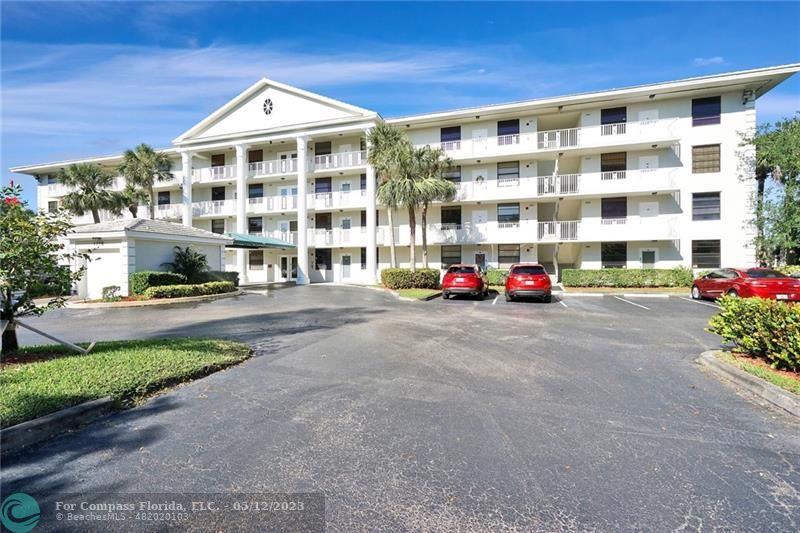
(248, 159, 298, 178)
(192, 165, 236, 183)
(538, 220, 580, 242)
(248, 194, 298, 214)
(309, 189, 368, 210)
(534, 168, 680, 198)
(46, 183, 70, 197)
(192, 199, 235, 217)
(313, 150, 366, 171)
(308, 227, 370, 248)
(264, 230, 298, 245)
(382, 220, 535, 246)
(154, 203, 183, 220)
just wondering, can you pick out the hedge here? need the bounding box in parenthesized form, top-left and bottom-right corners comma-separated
(707, 295, 799, 371)
(381, 268, 439, 289)
(143, 281, 236, 299)
(485, 269, 508, 286)
(781, 265, 800, 276)
(562, 267, 694, 288)
(130, 271, 187, 295)
(196, 270, 240, 287)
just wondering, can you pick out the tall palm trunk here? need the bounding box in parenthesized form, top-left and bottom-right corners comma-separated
(91, 208, 101, 223)
(2, 322, 18, 355)
(128, 204, 138, 217)
(421, 202, 429, 269)
(148, 187, 156, 220)
(408, 206, 417, 273)
(387, 207, 397, 268)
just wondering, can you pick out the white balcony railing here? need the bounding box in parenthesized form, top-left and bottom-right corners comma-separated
(601, 122, 627, 136)
(264, 230, 298, 245)
(154, 203, 183, 220)
(496, 134, 520, 146)
(537, 127, 580, 149)
(192, 165, 236, 183)
(601, 170, 627, 181)
(538, 221, 580, 241)
(248, 194, 298, 213)
(537, 174, 581, 196)
(309, 189, 368, 210)
(313, 150, 366, 171)
(601, 217, 628, 225)
(248, 159, 298, 177)
(192, 199, 236, 217)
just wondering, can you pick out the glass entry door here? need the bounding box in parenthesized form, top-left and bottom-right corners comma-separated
(280, 256, 297, 281)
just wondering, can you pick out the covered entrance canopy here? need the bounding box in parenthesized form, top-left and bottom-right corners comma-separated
(225, 233, 296, 249)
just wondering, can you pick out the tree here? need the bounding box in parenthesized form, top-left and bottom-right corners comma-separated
(59, 163, 124, 223)
(410, 146, 457, 269)
(368, 122, 412, 268)
(118, 143, 174, 219)
(161, 246, 208, 283)
(1, 182, 87, 355)
(743, 115, 800, 265)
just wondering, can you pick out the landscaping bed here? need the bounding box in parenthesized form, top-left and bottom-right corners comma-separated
(715, 351, 800, 395)
(0, 338, 251, 427)
(396, 288, 441, 300)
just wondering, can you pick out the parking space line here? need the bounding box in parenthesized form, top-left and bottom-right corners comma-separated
(613, 296, 650, 310)
(492, 296, 499, 305)
(678, 296, 720, 309)
(558, 299, 568, 308)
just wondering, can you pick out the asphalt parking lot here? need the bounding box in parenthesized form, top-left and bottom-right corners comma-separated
(3, 285, 798, 531)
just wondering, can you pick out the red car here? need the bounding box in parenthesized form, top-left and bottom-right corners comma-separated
(442, 264, 488, 300)
(505, 263, 552, 303)
(691, 268, 800, 302)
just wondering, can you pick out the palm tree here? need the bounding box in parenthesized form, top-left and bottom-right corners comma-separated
(161, 245, 208, 282)
(59, 163, 124, 223)
(118, 143, 173, 218)
(368, 122, 412, 268)
(411, 146, 457, 268)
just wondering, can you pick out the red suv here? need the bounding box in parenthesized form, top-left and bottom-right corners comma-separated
(442, 265, 488, 300)
(691, 268, 800, 302)
(505, 263, 552, 303)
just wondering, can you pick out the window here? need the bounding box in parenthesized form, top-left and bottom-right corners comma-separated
(497, 203, 520, 224)
(340, 182, 351, 193)
(692, 192, 721, 220)
(498, 244, 520, 267)
(601, 242, 627, 268)
(315, 248, 331, 270)
(360, 173, 367, 190)
(601, 152, 627, 172)
(440, 126, 461, 142)
(497, 161, 520, 185)
(211, 219, 225, 234)
(641, 250, 656, 268)
(441, 206, 461, 226)
(248, 149, 263, 163)
(48, 201, 58, 212)
(692, 240, 721, 268)
(340, 217, 352, 230)
(157, 191, 171, 205)
(315, 212, 332, 230)
(510, 265, 547, 275)
(601, 107, 627, 124)
(601, 197, 627, 220)
(497, 119, 520, 136)
(441, 245, 462, 268)
(315, 177, 332, 193)
(211, 186, 225, 201)
(746, 269, 788, 278)
(315, 141, 332, 156)
(211, 154, 225, 167)
(249, 250, 264, 270)
(443, 166, 461, 183)
(360, 247, 367, 269)
(248, 184, 263, 199)
(248, 217, 263, 234)
(692, 144, 720, 173)
(46, 175, 58, 185)
(692, 96, 721, 126)
(361, 210, 367, 227)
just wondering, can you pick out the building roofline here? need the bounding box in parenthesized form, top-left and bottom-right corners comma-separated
(10, 147, 179, 175)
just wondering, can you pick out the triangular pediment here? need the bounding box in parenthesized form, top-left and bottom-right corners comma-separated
(175, 79, 377, 143)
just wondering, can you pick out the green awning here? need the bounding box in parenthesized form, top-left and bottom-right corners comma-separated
(225, 233, 296, 249)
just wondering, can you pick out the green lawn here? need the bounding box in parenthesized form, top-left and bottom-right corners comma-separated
(716, 351, 800, 395)
(396, 288, 441, 300)
(0, 338, 251, 427)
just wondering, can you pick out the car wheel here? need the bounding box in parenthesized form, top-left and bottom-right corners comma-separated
(691, 285, 701, 300)
(442, 292, 449, 300)
(543, 295, 552, 303)
(727, 289, 739, 298)
(505, 293, 512, 302)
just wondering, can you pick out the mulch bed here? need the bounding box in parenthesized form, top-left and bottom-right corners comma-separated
(730, 352, 800, 383)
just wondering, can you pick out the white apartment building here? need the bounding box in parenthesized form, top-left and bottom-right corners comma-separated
(11, 64, 800, 286)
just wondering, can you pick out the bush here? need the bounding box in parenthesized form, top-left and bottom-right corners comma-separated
(101, 285, 121, 302)
(143, 281, 236, 300)
(562, 267, 694, 288)
(196, 270, 240, 287)
(707, 296, 800, 371)
(780, 265, 800, 276)
(381, 268, 439, 289)
(129, 271, 187, 295)
(485, 269, 508, 286)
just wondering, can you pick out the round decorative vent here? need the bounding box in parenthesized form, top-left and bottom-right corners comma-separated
(263, 98, 273, 115)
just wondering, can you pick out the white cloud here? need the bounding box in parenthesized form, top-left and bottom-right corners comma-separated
(692, 56, 726, 67)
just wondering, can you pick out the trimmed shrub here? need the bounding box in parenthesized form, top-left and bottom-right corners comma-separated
(707, 295, 800, 371)
(129, 271, 186, 295)
(196, 270, 240, 287)
(143, 281, 236, 300)
(485, 269, 508, 286)
(780, 265, 800, 276)
(562, 267, 694, 288)
(381, 268, 439, 289)
(101, 285, 121, 302)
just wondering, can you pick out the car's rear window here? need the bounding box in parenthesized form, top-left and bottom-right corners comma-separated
(510, 266, 546, 275)
(747, 269, 788, 278)
(447, 266, 476, 274)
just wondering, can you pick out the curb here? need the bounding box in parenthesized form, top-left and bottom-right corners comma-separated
(1, 397, 115, 456)
(697, 351, 799, 417)
(66, 289, 244, 309)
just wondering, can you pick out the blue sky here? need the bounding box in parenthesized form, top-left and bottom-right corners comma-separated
(2, 1, 799, 208)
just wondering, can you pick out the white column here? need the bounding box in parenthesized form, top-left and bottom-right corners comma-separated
(235, 144, 248, 284)
(366, 163, 377, 284)
(181, 152, 193, 227)
(296, 136, 310, 285)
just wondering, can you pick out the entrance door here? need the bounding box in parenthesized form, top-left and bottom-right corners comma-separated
(279, 220, 297, 244)
(471, 129, 488, 156)
(472, 210, 487, 225)
(639, 201, 659, 218)
(341, 254, 351, 279)
(638, 110, 659, 134)
(475, 253, 486, 269)
(340, 217, 352, 244)
(279, 152, 298, 173)
(279, 256, 298, 280)
(279, 186, 298, 210)
(639, 155, 659, 174)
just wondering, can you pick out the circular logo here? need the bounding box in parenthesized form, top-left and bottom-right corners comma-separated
(1, 493, 40, 533)
(263, 98, 273, 115)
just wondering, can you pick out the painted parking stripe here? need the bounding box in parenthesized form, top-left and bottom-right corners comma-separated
(678, 296, 720, 309)
(492, 295, 499, 305)
(558, 299, 568, 308)
(613, 296, 650, 310)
